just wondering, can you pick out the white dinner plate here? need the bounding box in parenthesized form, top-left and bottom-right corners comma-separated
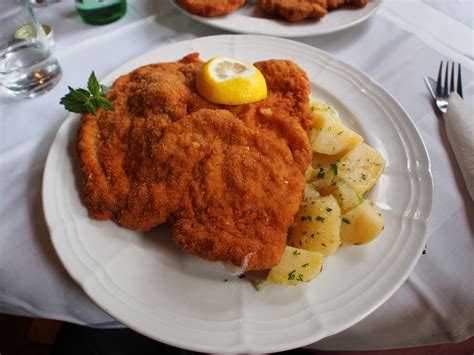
(43, 35, 433, 353)
(171, 0, 382, 37)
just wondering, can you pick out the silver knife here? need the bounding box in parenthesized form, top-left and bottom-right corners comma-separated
(424, 75, 439, 101)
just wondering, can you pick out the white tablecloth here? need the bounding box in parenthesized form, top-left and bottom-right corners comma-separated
(0, 0, 473, 350)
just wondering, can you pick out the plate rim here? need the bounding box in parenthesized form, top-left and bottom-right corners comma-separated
(170, 0, 383, 37)
(42, 34, 434, 353)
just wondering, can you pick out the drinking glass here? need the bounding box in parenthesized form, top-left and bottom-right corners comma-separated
(29, 0, 61, 6)
(0, 0, 62, 98)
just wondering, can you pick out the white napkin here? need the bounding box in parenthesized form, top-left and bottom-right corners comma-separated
(444, 92, 474, 199)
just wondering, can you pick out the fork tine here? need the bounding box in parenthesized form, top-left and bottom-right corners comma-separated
(450, 62, 455, 93)
(457, 63, 463, 98)
(436, 61, 443, 97)
(443, 61, 450, 98)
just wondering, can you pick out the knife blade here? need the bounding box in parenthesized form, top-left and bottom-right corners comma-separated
(424, 75, 439, 101)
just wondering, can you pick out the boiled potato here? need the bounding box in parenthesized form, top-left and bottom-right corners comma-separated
(288, 195, 341, 255)
(308, 166, 335, 191)
(308, 106, 363, 155)
(337, 143, 385, 196)
(306, 152, 342, 190)
(340, 199, 384, 245)
(312, 151, 345, 169)
(310, 99, 341, 122)
(267, 246, 324, 285)
(303, 182, 320, 201)
(320, 178, 362, 213)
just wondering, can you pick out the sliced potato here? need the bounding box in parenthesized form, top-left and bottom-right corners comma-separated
(288, 195, 341, 255)
(319, 178, 362, 213)
(310, 99, 341, 122)
(303, 182, 320, 201)
(340, 199, 384, 245)
(304, 165, 314, 181)
(308, 165, 335, 191)
(267, 246, 324, 285)
(311, 151, 345, 169)
(337, 143, 385, 196)
(308, 108, 363, 155)
(307, 152, 345, 190)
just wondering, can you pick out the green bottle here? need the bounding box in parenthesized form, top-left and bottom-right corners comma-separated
(76, 0, 127, 25)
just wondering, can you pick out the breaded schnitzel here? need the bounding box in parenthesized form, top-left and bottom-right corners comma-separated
(159, 109, 304, 269)
(326, 0, 368, 9)
(259, 0, 328, 22)
(235, 60, 313, 171)
(77, 53, 312, 269)
(259, 0, 368, 22)
(77, 53, 215, 229)
(177, 0, 245, 17)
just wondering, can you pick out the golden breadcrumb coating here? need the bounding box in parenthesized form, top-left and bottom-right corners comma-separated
(177, 0, 246, 17)
(259, 0, 368, 22)
(77, 53, 313, 269)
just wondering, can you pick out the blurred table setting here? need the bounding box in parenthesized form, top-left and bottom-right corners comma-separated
(0, 0, 472, 351)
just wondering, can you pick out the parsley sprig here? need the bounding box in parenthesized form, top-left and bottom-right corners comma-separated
(60, 72, 113, 115)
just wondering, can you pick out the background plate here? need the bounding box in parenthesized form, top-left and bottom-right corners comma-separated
(43, 35, 433, 353)
(171, 0, 382, 37)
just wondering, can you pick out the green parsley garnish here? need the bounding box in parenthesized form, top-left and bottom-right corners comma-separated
(302, 263, 309, 267)
(342, 217, 351, 224)
(297, 273, 304, 282)
(288, 270, 296, 280)
(317, 168, 325, 179)
(315, 216, 325, 223)
(361, 173, 368, 180)
(326, 208, 333, 212)
(60, 71, 113, 115)
(330, 163, 338, 176)
(293, 250, 301, 256)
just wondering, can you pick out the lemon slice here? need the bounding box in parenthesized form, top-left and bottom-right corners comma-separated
(196, 56, 267, 105)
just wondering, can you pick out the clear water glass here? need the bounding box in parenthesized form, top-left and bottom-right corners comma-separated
(29, 0, 61, 6)
(0, 0, 62, 98)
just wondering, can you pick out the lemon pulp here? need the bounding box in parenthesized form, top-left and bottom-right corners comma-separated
(196, 56, 267, 105)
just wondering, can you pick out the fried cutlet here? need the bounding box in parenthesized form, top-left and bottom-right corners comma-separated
(259, 0, 368, 22)
(77, 54, 312, 269)
(326, 0, 368, 9)
(77, 53, 216, 229)
(177, 0, 246, 17)
(259, 0, 328, 22)
(232, 59, 313, 171)
(156, 109, 304, 269)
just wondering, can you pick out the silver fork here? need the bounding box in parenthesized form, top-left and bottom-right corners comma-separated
(434, 61, 463, 114)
